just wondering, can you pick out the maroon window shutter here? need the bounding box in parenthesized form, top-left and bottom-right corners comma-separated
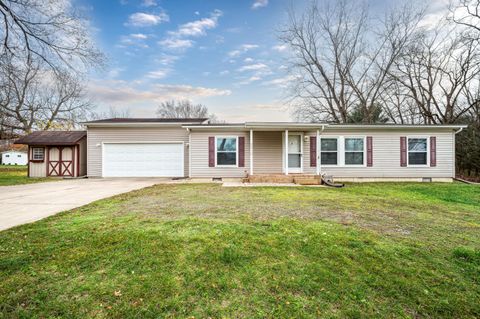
(310, 136, 317, 167)
(366, 136, 373, 167)
(400, 136, 407, 167)
(430, 136, 436, 167)
(208, 137, 215, 167)
(238, 136, 245, 167)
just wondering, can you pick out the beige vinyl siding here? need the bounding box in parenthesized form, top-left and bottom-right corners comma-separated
(252, 131, 283, 174)
(87, 127, 189, 177)
(191, 128, 455, 178)
(311, 129, 454, 178)
(190, 131, 250, 178)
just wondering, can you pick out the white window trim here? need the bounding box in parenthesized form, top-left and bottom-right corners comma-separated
(319, 137, 339, 167)
(343, 136, 367, 167)
(407, 136, 430, 167)
(215, 136, 238, 167)
(319, 136, 366, 167)
(281, 132, 304, 173)
(32, 147, 45, 161)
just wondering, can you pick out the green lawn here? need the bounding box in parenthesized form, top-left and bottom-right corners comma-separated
(0, 183, 479, 318)
(0, 165, 50, 186)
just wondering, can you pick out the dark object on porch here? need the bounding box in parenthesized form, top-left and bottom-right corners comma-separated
(321, 174, 345, 188)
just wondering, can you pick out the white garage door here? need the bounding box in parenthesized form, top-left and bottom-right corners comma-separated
(103, 143, 184, 177)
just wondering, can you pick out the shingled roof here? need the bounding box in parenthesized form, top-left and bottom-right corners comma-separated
(15, 131, 87, 146)
(84, 118, 208, 124)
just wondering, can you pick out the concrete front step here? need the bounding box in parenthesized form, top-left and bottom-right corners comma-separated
(246, 174, 321, 185)
(293, 177, 321, 185)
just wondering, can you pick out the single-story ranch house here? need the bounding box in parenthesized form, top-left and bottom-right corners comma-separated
(16, 118, 467, 182)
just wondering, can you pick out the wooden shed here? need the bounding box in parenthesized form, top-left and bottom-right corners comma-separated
(16, 131, 87, 178)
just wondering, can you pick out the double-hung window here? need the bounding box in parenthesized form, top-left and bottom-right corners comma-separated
(344, 138, 365, 165)
(216, 137, 237, 166)
(320, 138, 338, 165)
(408, 137, 428, 165)
(32, 147, 44, 161)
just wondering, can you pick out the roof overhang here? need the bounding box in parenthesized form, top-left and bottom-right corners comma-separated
(327, 124, 468, 131)
(85, 122, 206, 128)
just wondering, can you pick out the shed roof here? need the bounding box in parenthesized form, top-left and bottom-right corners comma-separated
(15, 131, 87, 146)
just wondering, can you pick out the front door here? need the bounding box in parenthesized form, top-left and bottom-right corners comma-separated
(288, 134, 302, 173)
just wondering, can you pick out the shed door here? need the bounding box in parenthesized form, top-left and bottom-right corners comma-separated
(103, 143, 184, 177)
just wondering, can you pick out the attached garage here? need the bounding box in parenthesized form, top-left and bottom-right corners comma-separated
(84, 118, 209, 178)
(102, 143, 184, 177)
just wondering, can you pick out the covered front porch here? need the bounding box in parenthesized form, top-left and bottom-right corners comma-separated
(246, 124, 325, 178)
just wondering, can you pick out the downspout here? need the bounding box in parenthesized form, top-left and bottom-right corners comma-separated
(187, 127, 191, 178)
(453, 126, 464, 181)
(317, 125, 325, 176)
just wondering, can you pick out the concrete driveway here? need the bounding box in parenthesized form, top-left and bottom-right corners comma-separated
(0, 178, 167, 231)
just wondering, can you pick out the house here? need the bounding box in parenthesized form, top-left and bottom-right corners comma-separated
(1, 151, 28, 165)
(16, 131, 87, 178)
(81, 118, 467, 182)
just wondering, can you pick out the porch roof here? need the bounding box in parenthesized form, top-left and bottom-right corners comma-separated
(183, 122, 329, 131)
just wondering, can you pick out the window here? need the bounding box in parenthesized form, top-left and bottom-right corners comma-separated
(345, 138, 364, 165)
(17, 155, 21, 158)
(216, 137, 237, 166)
(321, 138, 338, 165)
(32, 147, 44, 161)
(408, 138, 428, 165)
(5, 154, 9, 158)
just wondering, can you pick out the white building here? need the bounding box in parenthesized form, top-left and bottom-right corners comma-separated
(1, 151, 28, 165)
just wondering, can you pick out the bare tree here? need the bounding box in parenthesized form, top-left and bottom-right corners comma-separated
(156, 100, 218, 122)
(450, 0, 480, 33)
(390, 24, 480, 124)
(89, 106, 131, 120)
(280, 0, 424, 123)
(0, 58, 92, 133)
(0, 0, 105, 73)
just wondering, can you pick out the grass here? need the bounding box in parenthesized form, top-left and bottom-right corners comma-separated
(0, 182, 479, 318)
(0, 165, 50, 186)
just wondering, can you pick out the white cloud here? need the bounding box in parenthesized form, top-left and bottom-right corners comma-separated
(237, 75, 262, 85)
(118, 34, 149, 48)
(130, 33, 148, 39)
(126, 12, 169, 27)
(158, 38, 194, 50)
(227, 44, 259, 57)
(169, 10, 222, 37)
(262, 75, 297, 87)
(107, 67, 124, 79)
(155, 54, 179, 65)
(159, 10, 222, 51)
(238, 63, 269, 72)
(88, 80, 231, 105)
(252, 0, 268, 10)
(219, 70, 230, 75)
(244, 57, 254, 63)
(228, 50, 242, 57)
(141, 0, 157, 7)
(146, 69, 170, 79)
(272, 44, 288, 52)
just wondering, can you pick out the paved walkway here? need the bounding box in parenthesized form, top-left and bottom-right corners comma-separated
(0, 178, 166, 231)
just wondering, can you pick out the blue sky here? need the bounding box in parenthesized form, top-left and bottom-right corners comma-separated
(80, 0, 447, 121)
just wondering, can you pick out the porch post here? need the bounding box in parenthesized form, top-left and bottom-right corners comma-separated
(285, 129, 289, 175)
(249, 129, 253, 175)
(316, 129, 320, 175)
